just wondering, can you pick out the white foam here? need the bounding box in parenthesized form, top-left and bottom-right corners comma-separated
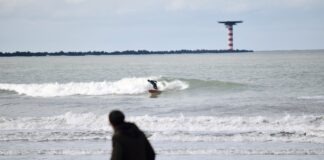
(0, 77, 189, 97)
(0, 112, 109, 130)
(298, 95, 324, 100)
(159, 148, 324, 155)
(1, 148, 324, 156)
(0, 113, 323, 143)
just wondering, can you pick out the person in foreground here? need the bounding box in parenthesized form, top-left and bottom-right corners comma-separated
(109, 110, 155, 160)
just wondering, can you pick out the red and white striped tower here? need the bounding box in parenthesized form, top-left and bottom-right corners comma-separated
(219, 21, 242, 51)
(227, 25, 234, 50)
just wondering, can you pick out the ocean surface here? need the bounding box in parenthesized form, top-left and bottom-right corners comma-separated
(0, 50, 323, 160)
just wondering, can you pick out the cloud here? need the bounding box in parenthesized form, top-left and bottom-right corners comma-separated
(65, 0, 88, 4)
(162, 0, 324, 13)
(0, 0, 323, 19)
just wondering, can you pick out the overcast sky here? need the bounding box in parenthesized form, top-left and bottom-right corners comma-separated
(0, 0, 324, 52)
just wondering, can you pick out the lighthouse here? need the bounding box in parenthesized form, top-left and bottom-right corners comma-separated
(219, 21, 243, 50)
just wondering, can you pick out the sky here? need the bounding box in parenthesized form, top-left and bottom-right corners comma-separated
(0, 0, 324, 52)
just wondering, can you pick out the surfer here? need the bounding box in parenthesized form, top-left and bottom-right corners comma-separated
(147, 80, 158, 90)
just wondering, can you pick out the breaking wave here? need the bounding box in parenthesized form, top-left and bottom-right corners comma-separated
(1, 148, 324, 156)
(298, 95, 324, 100)
(0, 77, 188, 97)
(0, 77, 248, 97)
(0, 112, 323, 143)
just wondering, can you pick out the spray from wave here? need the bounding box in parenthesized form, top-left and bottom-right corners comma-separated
(0, 77, 189, 97)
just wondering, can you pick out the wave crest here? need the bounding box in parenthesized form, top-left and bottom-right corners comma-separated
(0, 77, 189, 97)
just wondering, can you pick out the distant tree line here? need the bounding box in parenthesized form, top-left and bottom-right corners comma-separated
(0, 49, 253, 57)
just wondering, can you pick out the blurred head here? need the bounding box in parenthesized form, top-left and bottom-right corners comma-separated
(109, 110, 125, 127)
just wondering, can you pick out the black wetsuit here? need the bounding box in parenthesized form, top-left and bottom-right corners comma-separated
(147, 80, 158, 90)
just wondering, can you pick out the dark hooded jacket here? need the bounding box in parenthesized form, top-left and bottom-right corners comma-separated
(111, 122, 155, 160)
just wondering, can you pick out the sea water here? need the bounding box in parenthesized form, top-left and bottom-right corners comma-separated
(0, 50, 323, 160)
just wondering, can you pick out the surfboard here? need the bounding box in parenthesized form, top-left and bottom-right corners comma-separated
(148, 89, 161, 94)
